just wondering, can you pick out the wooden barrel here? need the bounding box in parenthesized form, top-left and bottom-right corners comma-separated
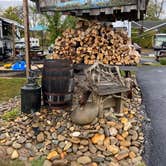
(42, 59, 74, 109)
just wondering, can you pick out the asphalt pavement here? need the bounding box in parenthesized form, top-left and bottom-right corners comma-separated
(137, 66, 166, 166)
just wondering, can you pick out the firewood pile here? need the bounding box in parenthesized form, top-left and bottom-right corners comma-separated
(53, 20, 140, 65)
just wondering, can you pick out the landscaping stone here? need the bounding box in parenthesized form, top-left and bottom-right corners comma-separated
(11, 150, 19, 159)
(71, 132, 81, 137)
(77, 156, 92, 164)
(91, 134, 105, 144)
(12, 142, 22, 149)
(53, 159, 68, 166)
(37, 132, 45, 142)
(109, 127, 118, 136)
(115, 150, 129, 160)
(43, 160, 52, 166)
(6, 147, 14, 155)
(0, 77, 145, 165)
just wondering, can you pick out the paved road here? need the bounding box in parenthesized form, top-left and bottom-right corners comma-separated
(137, 66, 166, 166)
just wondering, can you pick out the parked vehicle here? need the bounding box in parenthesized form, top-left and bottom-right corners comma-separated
(153, 34, 166, 60)
(0, 19, 12, 60)
(15, 38, 40, 49)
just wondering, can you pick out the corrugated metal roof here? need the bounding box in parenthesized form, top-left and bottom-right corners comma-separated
(132, 20, 166, 29)
(0, 16, 24, 29)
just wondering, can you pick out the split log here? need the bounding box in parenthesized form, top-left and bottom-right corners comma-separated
(53, 20, 140, 65)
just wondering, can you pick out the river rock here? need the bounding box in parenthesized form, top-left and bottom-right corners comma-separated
(11, 150, 19, 159)
(17, 136, 26, 144)
(70, 137, 80, 144)
(43, 160, 52, 166)
(0, 146, 7, 158)
(129, 151, 136, 159)
(37, 132, 45, 142)
(71, 132, 81, 137)
(12, 142, 22, 149)
(89, 143, 97, 154)
(72, 144, 78, 153)
(115, 150, 129, 160)
(59, 142, 65, 149)
(96, 145, 106, 152)
(120, 140, 131, 147)
(47, 151, 58, 160)
(109, 127, 118, 136)
(6, 147, 14, 155)
(25, 143, 32, 149)
(53, 159, 68, 166)
(80, 139, 89, 145)
(122, 131, 129, 138)
(107, 145, 119, 154)
(77, 156, 92, 164)
(129, 146, 139, 153)
(124, 122, 132, 131)
(109, 161, 120, 166)
(64, 142, 72, 151)
(103, 137, 110, 147)
(129, 130, 138, 141)
(91, 134, 105, 145)
(110, 137, 118, 145)
(0, 133, 7, 140)
(58, 135, 65, 141)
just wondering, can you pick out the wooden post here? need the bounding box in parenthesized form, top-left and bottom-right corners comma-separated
(23, 0, 30, 77)
(12, 24, 16, 57)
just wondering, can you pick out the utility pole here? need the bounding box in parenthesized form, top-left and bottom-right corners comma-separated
(23, 0, 30, 77)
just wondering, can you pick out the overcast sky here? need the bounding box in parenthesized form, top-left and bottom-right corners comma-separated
(0, 0, 33, 9)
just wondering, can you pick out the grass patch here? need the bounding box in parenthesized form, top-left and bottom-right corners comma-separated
(2, 107, 21, 121)
(0, 77, 26, 103)
(31, 156, 45, 166)
(159, 58, 166, 65)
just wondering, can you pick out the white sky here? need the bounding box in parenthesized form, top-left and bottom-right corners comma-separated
(0, 0, 33, 9)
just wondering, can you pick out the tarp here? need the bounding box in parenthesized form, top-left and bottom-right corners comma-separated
(30, 24, 48, 31)
(12, 61, 26, 71)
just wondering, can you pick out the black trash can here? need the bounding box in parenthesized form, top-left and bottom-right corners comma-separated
(21, 78, 41, 114)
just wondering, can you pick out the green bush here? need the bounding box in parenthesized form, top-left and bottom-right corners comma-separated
(31, 157, 45, 166)
(159, 58, 166, 65)
(132, 28, 156, 48)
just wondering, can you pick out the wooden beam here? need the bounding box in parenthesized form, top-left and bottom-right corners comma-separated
(12, 24, 16, 58)
(23, 0, 31, 77)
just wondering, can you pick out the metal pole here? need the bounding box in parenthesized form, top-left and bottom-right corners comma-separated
(12, 24, 16, 57)
(23, 0, 30, 77)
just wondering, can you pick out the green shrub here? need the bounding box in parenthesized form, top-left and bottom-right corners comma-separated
(132, 28, 156, 48)
(31, 157, 45, 166)
(159, 58, 166, 65)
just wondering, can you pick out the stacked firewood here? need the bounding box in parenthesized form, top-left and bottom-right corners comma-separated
(53, 20, 140, 65)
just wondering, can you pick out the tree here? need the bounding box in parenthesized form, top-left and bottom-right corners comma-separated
(2, 6, 23, 24)
(29, 4, 46, 28)
(44, 12, 77, 44)
(145, 0, 165, 20)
